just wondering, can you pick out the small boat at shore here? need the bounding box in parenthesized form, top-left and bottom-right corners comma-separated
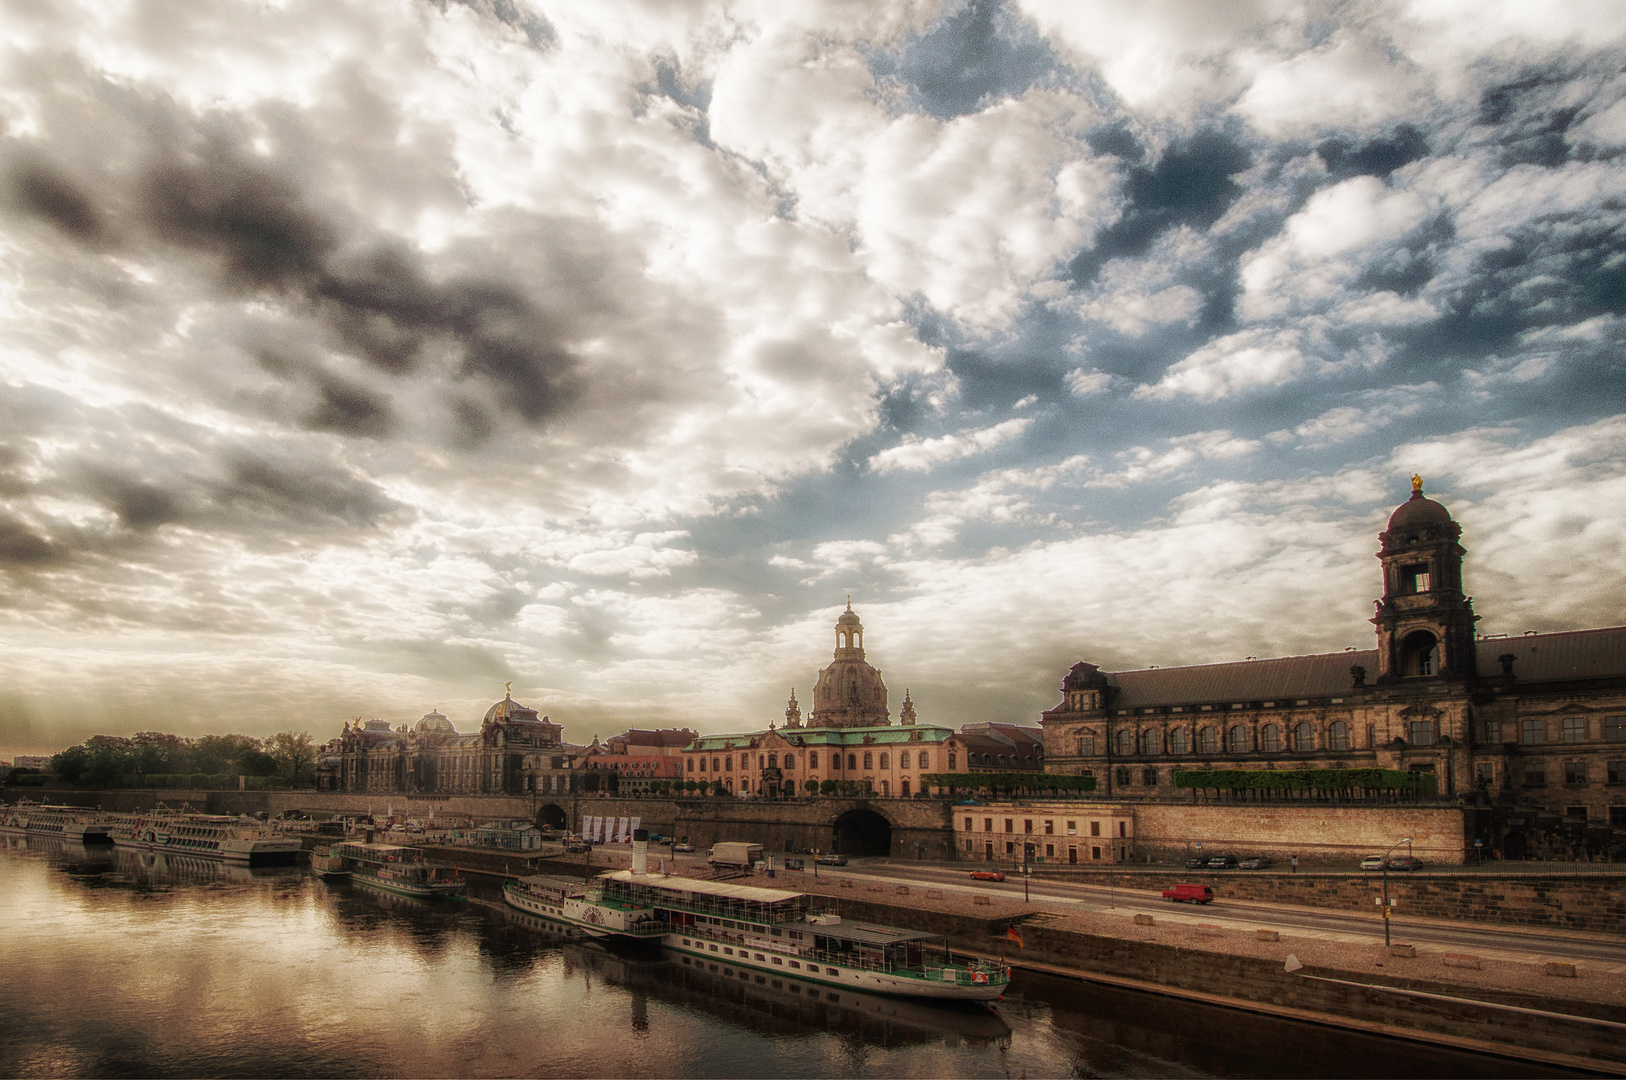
(309, 845, 352, 879)
(333, 842, 466, 899)
(0, 801, 111, 843)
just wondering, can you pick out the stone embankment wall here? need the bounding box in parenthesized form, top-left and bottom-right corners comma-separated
(1030, 868, 1626, 934)
(823, 894, 1626, 1070)
(1129, 803, 1468, 865)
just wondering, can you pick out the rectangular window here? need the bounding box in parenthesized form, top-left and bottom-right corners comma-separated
(1607, 716, 1626, 743)
(1609, 761, 1626, 785)
(1566, 761, 1587, 784)
(1476, 761, 1495, 786)
(1004, 818, 1013, 833)
(1066, 821, 1076, 834)
(1566, 805, 1589, 821)
(1045, 844, 1054, 857)
(1142, 767, 1158, 786)
(1119, 821, 1127, 838)
(1023, 819, 1033, 834)
(1409, 720, 1435, 746)
(1005, 841, 1014, 854)
(963, 816, 973, 831)
(1402, 562, 1430, 592)
(1523, 762, 1546, 786)
(1563, 716, 1587, 743)
(984, 817, 993, 832)
(1610, 806, 1626, 827)
(1091, 846, 1101, 860)
(918, 752, 929, 769)
(964, 839, 972, 851)
(1483, 720, 1500, 744)
(863, 752, 873, 769)
(1044, 820, 1054, 834)
(1090, 821, 1100, 837)
(878, 753, 889, 769)
(1077, 734, 1096, 756)
(1521, 718, 1544, 745)
(947, 753, 956, 769)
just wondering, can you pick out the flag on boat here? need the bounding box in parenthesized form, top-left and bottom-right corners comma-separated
(1006, 925, 1024, 948)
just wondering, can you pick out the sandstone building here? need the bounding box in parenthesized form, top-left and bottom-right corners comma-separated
(1039, 479, 1626, 854)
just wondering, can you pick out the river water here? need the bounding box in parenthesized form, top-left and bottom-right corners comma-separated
(0, 836, 1563, 1079)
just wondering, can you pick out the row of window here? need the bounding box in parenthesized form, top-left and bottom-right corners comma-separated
(1519, 761, 1626, 786)
(1078, 720, 1360, 757)
(968, 839, 1117, 862)
(688, 750, 938, 773)
(1489, 716, 1626, 745)
(961, 816, 1128, 838)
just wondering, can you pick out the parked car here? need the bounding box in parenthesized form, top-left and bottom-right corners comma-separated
(564, 842, 590, 854)
(1386, 856, 1423, 872)
(969, 870, 1006, 881)
(1206, 855, 1238, 869)
(1162, 883, 1215, 904)
(814, 854, 847, 866)
(1186, 856, 1209, 869)
(672, 842, 694, 853)
(1358, 854, 1386, 870)
(1239, 856, 1273, 870)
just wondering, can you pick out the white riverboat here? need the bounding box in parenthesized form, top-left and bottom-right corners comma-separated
(108, 811, 301, 864)
(332, 842, 466, 899)
(309, 845, 352, 879)
(0, 801, 111, 842)
(504, 865, 1010, 1001)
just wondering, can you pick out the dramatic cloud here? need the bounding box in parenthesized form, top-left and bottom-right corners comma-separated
(2, 0, 1625, 756)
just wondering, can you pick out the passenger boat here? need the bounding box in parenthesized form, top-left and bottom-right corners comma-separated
(332, 842, 466, 899)
(309, 845, 352, 879)
(108, 811, 301, 864)
(504, 865, 1010, 1001)
(0, 801, 111, 842)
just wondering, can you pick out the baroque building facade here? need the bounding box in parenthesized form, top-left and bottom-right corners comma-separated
(1039, 479, 1626, 845)
(680, 605, 971, 797)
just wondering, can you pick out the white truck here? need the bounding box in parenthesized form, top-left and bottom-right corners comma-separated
(707, 842, 763, 870)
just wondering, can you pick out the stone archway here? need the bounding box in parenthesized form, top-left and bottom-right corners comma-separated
(832, 808, 892, 857)
(536, 803, 567, 829)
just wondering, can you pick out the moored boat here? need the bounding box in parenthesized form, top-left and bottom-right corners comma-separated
(333, 842, 466, 899)
(0, 801, 111, 843)
(309, 845, 352, 879)
(108, 811, 301, 864)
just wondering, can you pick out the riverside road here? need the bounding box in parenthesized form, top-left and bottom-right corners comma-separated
(632, 850, 1626, 972)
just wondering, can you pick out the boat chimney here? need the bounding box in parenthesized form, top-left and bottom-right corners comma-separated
(631, 828, 649, 874)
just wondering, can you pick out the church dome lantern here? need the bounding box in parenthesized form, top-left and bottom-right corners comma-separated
(1372, 476, 1478, 684)
(809, 602, 890, 728)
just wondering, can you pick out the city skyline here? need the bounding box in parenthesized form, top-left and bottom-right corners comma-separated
(4, 1, 1626, 758)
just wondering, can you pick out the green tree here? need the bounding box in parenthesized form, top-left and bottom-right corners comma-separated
(131, 732, 187, 776)
(190, 734, 263, 774)
(804, 779, 820, 795)
(82, 735, 134, 787)
(50, 745, 89, 783)
(820, 779, 837, 795)
(266, 731, 316, 786)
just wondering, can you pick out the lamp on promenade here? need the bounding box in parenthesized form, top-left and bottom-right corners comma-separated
(1380, 836, 1412, 947)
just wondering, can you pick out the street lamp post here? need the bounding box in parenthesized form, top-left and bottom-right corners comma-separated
(1380, 836, 1413, 948)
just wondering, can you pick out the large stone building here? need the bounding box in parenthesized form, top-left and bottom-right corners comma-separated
(317, 689, 590, 795)
(680, 605, 973, 797)
(1039, 479, 1626, 849)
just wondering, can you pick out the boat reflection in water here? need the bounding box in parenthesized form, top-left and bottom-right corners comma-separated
(493, 902, 1011, 1052)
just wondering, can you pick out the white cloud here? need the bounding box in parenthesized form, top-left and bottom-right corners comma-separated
(1089, 430, 1261, 488)
(1273, 384, 1438, 447)
(1135, 329, 1309, 401)
(1064, 368, 1113, 397)
(868, 418, 1033, 474)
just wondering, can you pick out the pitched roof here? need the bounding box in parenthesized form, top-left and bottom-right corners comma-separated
(1094, 625, 1626, 710)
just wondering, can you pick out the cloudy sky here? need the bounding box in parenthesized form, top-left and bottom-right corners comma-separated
(3, 0, 1626, 757)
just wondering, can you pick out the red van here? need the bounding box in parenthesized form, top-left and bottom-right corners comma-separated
(1162, 883, 1214, 904)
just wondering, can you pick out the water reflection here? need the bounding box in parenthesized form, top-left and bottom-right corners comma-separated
(0, 840, 1585, 1079)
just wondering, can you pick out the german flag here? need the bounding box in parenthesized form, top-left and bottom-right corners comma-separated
(1006, 924, 1024, 948)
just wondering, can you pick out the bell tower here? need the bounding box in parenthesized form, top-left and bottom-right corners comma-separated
(1372, 475, 1478, 684)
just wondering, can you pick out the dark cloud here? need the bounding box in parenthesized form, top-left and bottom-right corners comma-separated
(81, 470, 184, 532)
(1317, 125, 1429, 179)
(1067, 131, 1252, 285)
(221, 453, 404, 531)
(3, 152, 106, 241)
(305, 373, 393, 438)
(880, 0, 1056, 119)
(1477, 72, 1587, 168)
(0, 512, 61, 567)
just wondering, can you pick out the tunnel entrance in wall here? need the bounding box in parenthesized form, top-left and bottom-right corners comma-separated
(536, 803, 567, 830)
(832, 809, 892, 857)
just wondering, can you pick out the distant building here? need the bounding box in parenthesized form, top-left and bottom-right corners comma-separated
(581, 728, 697, 793)
(957, 723, 1045, 772)
(11, 756, 49, 770)
(679, 605, 970, 797)
(1039, 479, 1626, 856)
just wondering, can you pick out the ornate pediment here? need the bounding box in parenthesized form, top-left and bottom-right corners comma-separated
(1397, 703, 1443, 719)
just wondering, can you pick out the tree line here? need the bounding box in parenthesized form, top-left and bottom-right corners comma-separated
(1172, 767, 1438, 801)
(39, 731, 318, 790)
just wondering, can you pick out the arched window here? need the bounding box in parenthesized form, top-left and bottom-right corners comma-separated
(1293, 722, 1314, 751)
(808, 752, 819, 769)
(863, 752, 874, 769)
(1260, 724, 1282, 753)
(686, 758, 694, 772)
(1328, 720, 1350, 751)
(725, 778, 733, 792)
(1167, 727, 1189, 754)
(1115, 729, 1135, 755)
(712, 757, 721, 772)
(848, 754, 857, 770)
(783, 753, 794, 769)
(879, 752, 889, 769)
(723, 756, 732, 771)
(1229, 726, 1253, 752)
(881, 780, 890, 795)
(740, 778, 749, 792)
(899, 751, 910, 769)
(768, 754, 777, 768)
(1139, 729, 1161, 755)
(918, 751, 930, 770)
(759, 755, 766, 769)
(1401, 630, 1439, 677)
